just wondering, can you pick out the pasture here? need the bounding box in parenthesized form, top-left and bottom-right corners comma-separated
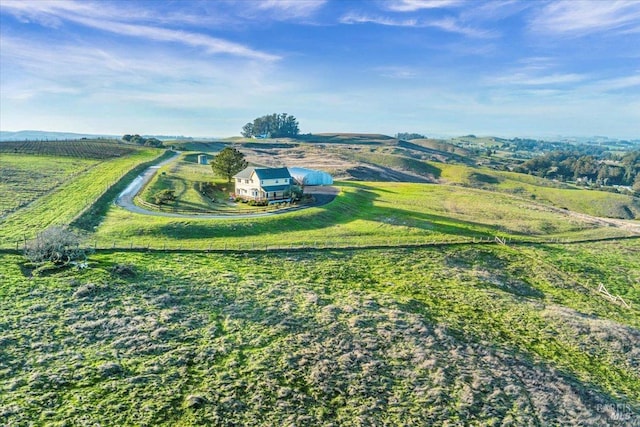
(0, 241, 638, 426)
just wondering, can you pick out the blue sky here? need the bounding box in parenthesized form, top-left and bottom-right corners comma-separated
(1, 0, 639, 138)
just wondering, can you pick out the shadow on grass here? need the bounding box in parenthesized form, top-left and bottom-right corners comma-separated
(153, 183, 507, 240)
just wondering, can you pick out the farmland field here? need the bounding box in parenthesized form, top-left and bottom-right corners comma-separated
(0, 154, 98, 216)
(0, 139, 136, 159)
(0, 146, 164, 246)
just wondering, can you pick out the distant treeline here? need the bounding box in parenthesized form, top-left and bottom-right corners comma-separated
(514, 150, 640, 189)
(396, 132, 426, 140)
(122, 134, 163, 147)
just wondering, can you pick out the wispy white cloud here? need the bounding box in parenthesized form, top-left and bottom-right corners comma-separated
(0, 34, 286, 107)
(340, 12, 492, 37)
(377, 66, 419, 79)
(587, 74, 640, 92)
(385, 0, 464, 12)
(76, 16, 279, 60)
(428, 17, 494, 38)
(0, 0, 278, 60)
(459, 0, 530, 22)
(256, 0, 327, 18)
(340, 13, 418, 27)
(495, 73, 587, 86)
(531, 0, 640, 36)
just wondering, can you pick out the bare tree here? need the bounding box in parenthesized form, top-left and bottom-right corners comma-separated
(25, 226, 87, 265)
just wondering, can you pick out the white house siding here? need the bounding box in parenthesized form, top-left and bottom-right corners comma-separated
(234, 169, 291, 201)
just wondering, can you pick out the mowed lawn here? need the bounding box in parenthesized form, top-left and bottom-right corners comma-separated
(139, 155, 239, 212)
(94, 181, 632, 249)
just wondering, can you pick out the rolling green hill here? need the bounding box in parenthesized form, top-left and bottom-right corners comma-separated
(1, 138, 639, 426)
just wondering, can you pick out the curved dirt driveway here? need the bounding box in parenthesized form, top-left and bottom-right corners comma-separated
(115, 152, 339, 219)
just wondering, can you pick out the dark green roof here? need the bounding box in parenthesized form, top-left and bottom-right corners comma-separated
(254, 167, 291, 180)
(262, 184, 290, 192)
(233, 167, 291, 180)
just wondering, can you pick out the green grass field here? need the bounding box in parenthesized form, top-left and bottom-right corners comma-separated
(0, 148, 163, 246)
(436, 163, 640, 219)
(1, 142, 639, 425)
(0, 154, 98, 216)
(138, 154, 272, 213)
(93, 180, 634, 250)
(1, 240, 638, 426)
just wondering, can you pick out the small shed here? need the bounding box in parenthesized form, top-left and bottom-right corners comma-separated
(288, 167, 333, 186)
(198, 154, 208, 165)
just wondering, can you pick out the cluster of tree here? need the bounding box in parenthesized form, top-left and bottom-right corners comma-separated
(122, 134, 163, 147)
(395, 132, 425, 140)
(514, 150, 640, 189)
(241, 113, 299, 138)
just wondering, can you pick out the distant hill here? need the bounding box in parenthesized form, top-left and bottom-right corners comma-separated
(0, 130, 117, 141)
(0, 130, 198, 142)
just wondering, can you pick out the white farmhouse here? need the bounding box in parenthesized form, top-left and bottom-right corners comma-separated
(233, 167, 293, 202)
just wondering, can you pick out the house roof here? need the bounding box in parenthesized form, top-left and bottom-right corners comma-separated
(234, 166, 256, 179)
(233, 166, 292, 180)
(254, 167, 291, 180)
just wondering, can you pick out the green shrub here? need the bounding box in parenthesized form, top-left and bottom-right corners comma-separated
(153, 189, 176, 205)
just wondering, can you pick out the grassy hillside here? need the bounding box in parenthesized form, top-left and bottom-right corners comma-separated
(436, 163, 640, 219)
(0, 155, 98, 216)
(93, 180, 636, 250)
(1, 240, 638, 426)
(2, 138, 639, 426)
(0, 148, 164, 245)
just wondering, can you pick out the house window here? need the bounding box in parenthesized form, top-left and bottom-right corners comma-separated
(245, 179, 249, 184)
(236, 178, 241, 183)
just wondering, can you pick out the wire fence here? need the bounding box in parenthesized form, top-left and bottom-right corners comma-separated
(6, 234, 634, 255)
